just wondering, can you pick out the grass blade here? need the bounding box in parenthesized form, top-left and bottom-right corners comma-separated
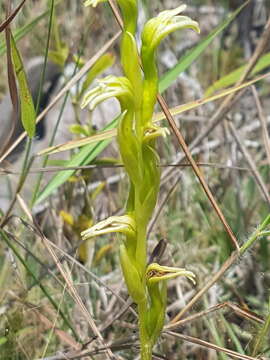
(37, 128, 116, 156)
(205, 52, 270, 96)
(252, 300, 270, 357)
(35, 116, 119, 204)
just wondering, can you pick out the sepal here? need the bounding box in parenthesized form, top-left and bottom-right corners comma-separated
(143, 125, 169, 144)
(81, 75, 134, 111)
(81, 215, 136, 240)
(146, 262, 196, 284)
(141, 5, 200, 57)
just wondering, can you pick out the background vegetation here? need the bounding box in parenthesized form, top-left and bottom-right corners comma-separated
(0, 0, 270, 359)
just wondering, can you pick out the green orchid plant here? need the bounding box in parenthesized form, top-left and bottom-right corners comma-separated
(81, 1, 200, 358)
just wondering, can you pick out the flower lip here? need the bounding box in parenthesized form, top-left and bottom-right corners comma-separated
(146, 262, 196, 284)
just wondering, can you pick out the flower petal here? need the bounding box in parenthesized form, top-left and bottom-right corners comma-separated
(81, 215, 136, 240)
(146, 262, 196, 285)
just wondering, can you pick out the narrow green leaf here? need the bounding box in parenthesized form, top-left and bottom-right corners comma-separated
(10, 34, 36, 138)
(159, 1, 249, 93)
(35, 116, 118, 204)
(205, 52, 270, 96)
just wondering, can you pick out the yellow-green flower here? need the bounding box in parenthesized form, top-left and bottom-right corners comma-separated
(141, 5, 200, 56)
(81, 75, 134, 110)
(81, 215, 136, 240)
(146, 262, 196, 284)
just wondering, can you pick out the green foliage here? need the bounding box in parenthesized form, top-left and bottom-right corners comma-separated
(205, 52, 270, 96)
(1, 311, 24, 360)
(35, 115, 118, 204)
(10, 34, 36, 138)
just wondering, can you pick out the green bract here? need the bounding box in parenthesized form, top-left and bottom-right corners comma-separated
(85, 0, 137, 34)
(117, 111, 142, 186)
(118, 0, 138, 34)
(120, 32, 142, 108)
(81, 2, 199, 359)
(119, 244, 146, 303)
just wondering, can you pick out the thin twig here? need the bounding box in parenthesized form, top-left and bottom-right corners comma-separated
(158, 94, 240, 251)
(251, 85, 270, 165)
(10, 201, 117, 360)
(171, 251, 239, 323)
(165, 331, 259, 360)
(166, 301, 264, 331)
(0, 162, 252, 175)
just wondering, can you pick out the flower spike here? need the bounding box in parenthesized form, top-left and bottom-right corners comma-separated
(80, 2, 199, 358)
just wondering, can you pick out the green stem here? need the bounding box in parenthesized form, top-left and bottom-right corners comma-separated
(135, 205, 147, 275)
(138, 300, 152, 360)
(240, 214, 270, 254)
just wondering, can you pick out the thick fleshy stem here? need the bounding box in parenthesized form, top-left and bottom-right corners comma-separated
(138, 300, 152, 360)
